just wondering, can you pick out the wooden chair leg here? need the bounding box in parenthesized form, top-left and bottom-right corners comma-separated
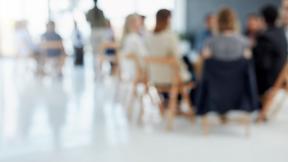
(166, 86, 179, 131)
(127, 82, 137, 120)
(201, 115, 209, 135)
(243, 113, 251, 137)
(138, 93, 145, 125)
(258, 89, 278, 122)
(181, 86, 195, 124)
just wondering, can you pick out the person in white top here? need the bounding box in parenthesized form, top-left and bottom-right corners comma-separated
(14, 20, 36, 57)
(120, 14, 148, 80)
(145, 9, 190, 85)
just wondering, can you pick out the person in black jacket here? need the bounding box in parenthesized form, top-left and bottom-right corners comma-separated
(253, 5, 288, 96)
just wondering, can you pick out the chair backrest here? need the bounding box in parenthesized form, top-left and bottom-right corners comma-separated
(41, 41, 64, 50)
(99, 42, 119, 55)
(197, 58, 258, 115)
(119, 53, 144, 82)
(143, 56, 181, 86)
(40, 41, 65, 56)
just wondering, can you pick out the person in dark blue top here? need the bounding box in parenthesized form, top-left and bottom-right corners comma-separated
(41, 21, 66, 77)
(194, 13, 217, 54)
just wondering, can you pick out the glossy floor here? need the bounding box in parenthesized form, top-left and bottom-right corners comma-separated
(0, 58, 288, 162)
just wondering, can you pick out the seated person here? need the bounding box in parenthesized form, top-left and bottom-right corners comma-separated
(120, 14, 148, 80)
(244, 13, 264, 47)
(202, 8, 251, 61)
(253, 5, 288, 96)
(201, 7, 252, 122)
(195, 13, 217, 54)
(41, 21, 66, 77)
(145, 9, 191, 85)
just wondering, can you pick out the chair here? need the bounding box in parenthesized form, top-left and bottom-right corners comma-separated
(143, 56, 195, 130)
(197, 59, 258, 136)
(259, 62, 288, 121)
(117, 53, 149, 122)
(97, 42, 119, 77)
(39, 41, 66, 76)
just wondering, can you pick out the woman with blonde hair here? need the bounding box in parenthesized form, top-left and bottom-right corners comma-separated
(120, 13, 148, 80)
(202, 7, 251, 60)
(121, 14, 147, 57)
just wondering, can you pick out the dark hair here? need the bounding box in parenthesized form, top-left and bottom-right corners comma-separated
(261, 4, 279, 26)
(154, 9, 171, 33)
(94, 0, 98, 5)
(47, 20, 55, 27)
(248, 12, 261, 18)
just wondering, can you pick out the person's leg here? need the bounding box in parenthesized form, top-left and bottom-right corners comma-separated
(74, 47, 84, 66)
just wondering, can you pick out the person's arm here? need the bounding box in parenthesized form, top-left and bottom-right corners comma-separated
(244, 48, 252, 59)
(202, 47, 212, 59)
(201, 38, 213, 59)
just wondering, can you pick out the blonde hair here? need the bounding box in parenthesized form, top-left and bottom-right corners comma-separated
(217, 7, 238, 33)
(121, 14, 140, 45)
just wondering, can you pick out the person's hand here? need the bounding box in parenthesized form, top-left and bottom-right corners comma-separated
(244, 48, 252, 59)
(202, 47, 212, 59)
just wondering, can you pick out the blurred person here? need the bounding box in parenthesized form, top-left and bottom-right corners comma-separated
(201, 7, 254, 123)
(120, 14, 147, 79)
(253, 5, 288, 96)
(72, 21, 85, 66)
(281, 3, 288, 49)
(14, 20, 37, 58)
(195, 13, 217, 54)
(202, 7, 251, 61)
(121, 14, 147, 56)
(86, 0, 110, 73)
(14, 20, 39, 75)
(244, 13, 264, 46)
(145, 9, 191, 85)
(41, 21, 66, 77)
(139, 15, 149, 38)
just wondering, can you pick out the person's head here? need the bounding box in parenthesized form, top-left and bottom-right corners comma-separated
(217, 7, 238, 33)
(246, 13, 264, 32)
(281, 3, 288, 26)
(205, 13, 217, 31)
(123, 14, 141, 36)
(139, 15, 146, 27)
(261, 4, 279, 27)
(93, 0, 98, 6)
(154, 9, 172, 33)
(15, 20, 27, 30)
(46, 21, 56, 32)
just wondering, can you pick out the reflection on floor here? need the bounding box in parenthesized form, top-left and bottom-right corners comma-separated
(0, 57, 288, 162)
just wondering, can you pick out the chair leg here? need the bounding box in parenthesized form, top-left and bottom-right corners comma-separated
(243, 114, 251, 138)
(201, 115, 209, 135)
(166, 86, 179, 131)
(258, 89, 278, 122)
(127, 82, 137, 120)
(181, 86, 195, 124)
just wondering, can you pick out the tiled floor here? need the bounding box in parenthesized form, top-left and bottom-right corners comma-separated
(0, 57, 288, 162)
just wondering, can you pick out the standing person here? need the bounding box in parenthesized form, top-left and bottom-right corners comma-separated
(253, 5, 288, 96)
(41, 21, 66, 77)
(72, 21, 84, 66)
(244, 13, 264, 47)
(86, 0, 109, 73)
(194, 13, 217, 54)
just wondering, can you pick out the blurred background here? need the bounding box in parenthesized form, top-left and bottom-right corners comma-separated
(1, 0, 288, 162)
